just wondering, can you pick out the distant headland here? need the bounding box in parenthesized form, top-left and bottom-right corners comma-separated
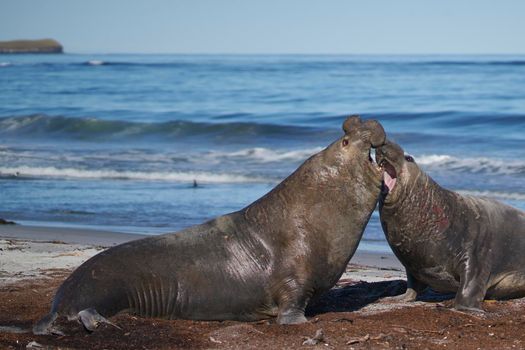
(0, 39, 63, 54)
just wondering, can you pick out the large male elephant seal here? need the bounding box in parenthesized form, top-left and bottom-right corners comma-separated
(376, 140, 525, 312)
(34, 116, 386, 335)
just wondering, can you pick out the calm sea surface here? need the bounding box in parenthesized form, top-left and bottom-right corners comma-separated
(1, 54, 524, 252)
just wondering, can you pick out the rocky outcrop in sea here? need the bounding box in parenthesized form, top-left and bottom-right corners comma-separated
(0, 39, 63, 54)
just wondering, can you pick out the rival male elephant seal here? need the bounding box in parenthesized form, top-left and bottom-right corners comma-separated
(376, 140, 525, 312)
(34, 116, 386, 335)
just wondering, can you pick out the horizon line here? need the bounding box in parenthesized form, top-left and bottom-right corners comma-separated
(61, 51, 525, 56)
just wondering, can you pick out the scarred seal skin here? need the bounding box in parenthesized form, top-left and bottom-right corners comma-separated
(377, 140, 525, 312)
(34, 116, 386, 334)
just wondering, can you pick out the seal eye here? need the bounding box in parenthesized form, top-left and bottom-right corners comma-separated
(342, 139, 349, 147)
(405, 155, 414, 162)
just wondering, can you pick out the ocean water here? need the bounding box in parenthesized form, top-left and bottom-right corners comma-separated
(1, 54, 524, 252)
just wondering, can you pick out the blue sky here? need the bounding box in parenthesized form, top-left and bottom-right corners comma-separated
(1, 0, 524, 54)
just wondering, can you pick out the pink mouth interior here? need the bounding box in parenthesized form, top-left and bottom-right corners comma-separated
(384, 170, 397, 192)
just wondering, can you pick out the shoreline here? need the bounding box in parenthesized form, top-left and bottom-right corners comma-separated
(3, 224, 525, 349)
(0, 223, 147, 246)
(1, 219, 395, 250)
(0, 223, 404, 287)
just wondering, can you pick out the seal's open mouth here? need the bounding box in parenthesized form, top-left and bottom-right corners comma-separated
(379, 159, 397, 193)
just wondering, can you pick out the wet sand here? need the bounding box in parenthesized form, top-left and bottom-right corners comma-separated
(1, 224, 525, 349)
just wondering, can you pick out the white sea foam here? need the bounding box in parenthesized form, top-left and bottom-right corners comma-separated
(0, 166, 270, 184)
(203, 147, 323, 164)
(0, 114, 45, 132)
(87, 60, 104, 66)
(0, 146, 322, 168)
(416, 154, 454, 164)
(0, 62, 11, 67)
(456, 190, 525, 202)
(417, 154, 525, 175)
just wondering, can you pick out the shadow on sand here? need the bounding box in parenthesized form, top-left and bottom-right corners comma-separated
(307, 279, 456, 316)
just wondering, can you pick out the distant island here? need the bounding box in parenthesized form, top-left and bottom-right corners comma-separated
(0, 39, 63, 54)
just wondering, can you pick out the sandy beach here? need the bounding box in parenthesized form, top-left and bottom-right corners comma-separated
(1, 224, 525, 349)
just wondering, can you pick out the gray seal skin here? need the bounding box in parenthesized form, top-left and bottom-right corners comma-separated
(34, 116, 386, 335)
(376, 140, 525, 312)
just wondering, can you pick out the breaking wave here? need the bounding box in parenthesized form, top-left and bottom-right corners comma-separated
(86, 60, 105, 66)
(0, 166, 271, 184)
(0, 145, 323, 169)
(456, 190, 525, 202)
(417, 154, 525, 176)
(0, 114, 319, 141)
(204, 147, 323, 163)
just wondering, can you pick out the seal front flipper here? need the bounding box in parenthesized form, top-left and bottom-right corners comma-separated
(78, 308, 122, 332)
(275, 279, 310, 325)
(454, 262, 490, 313)
(277, 307, 308, 325)
(382, 271, 427, 302)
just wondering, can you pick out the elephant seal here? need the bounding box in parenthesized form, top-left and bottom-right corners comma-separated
(376, 140, 525, 312)
(34, 116, 386, 335)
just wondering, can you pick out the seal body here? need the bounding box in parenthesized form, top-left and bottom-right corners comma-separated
(34, 116, 386, 334)
(377, 140, 525, 311)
